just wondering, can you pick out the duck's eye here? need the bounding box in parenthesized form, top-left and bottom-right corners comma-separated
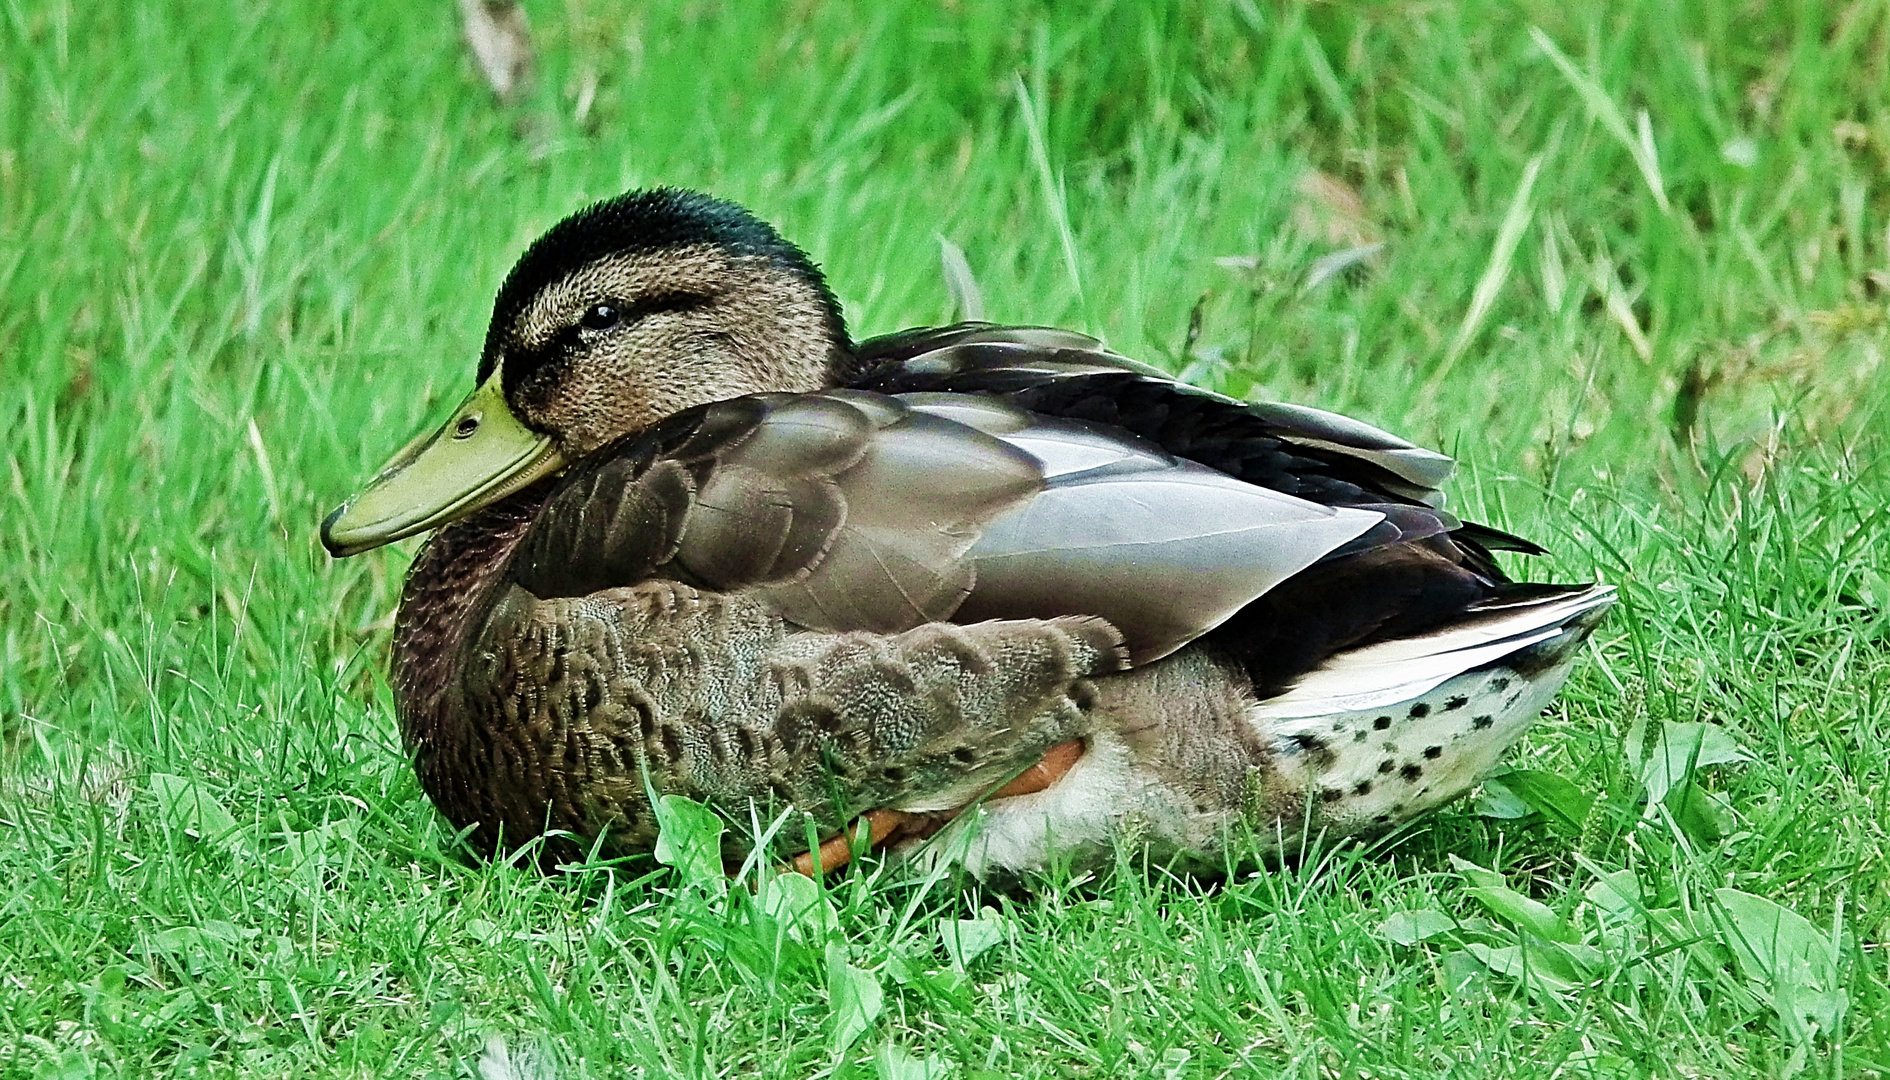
(454, 416, 481, 439)
(580, 303, 622, 331)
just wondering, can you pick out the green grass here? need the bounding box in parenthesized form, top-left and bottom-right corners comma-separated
(3, 0, 1889, 1076)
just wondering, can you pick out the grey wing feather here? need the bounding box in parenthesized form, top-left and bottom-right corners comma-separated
(668, 393, 1048, 632)
(903, 402, 1384, 662)
(681, 465, 846, 586)
(675, 395, 873, 587)
(742, 397, 1045, 633)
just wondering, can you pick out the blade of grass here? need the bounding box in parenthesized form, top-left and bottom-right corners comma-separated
(1013, 71, 1089, 327)
(1433, 152, 1544, 388)
(1530, 26, 1671, 214)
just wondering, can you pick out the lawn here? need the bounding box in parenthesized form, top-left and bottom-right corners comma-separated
(3, 0, 1889, 1076)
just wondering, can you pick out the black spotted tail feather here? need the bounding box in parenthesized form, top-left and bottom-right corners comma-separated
(1255, 583, 1615, 833)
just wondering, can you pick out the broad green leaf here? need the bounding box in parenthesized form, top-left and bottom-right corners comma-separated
(1446, 854, 1504, 889)
(756, 871, 838, 943)
(279, 818, 358, 890)
(1712, 888, 1847, 1048)
(651, 794, 726, 896)
(1712, 888, 1844, 1041)
(1466, 885, 1574, 944)
(939, 914, 1008, 970)
(1381, 909, 1457, 946)
(873, 1044, 954, 1080)
(883, 952, 915, 985)
(1452, 857, 1573, 943)
(1464, 942, 1584, 994)
(1641, 722, 1750, 811)
(1647, 907, 1732, 972)
(149, 773, 243, 852)
(1452, 916, 1500, 938)
(197, 920, 257, 944)
(1786, 988, 1850, 1046)
(827, 941, 883, 1054)
(1671, 786, 1737, 843)
(1439, 950, 1487, 997)
(1559, 941, 1608, 973)
(1495, 769, 1595, 832)
(148, 926, 201, 954)
(1585, 869, 1642, 919)
(1857, 567, 1890, 611)
(1473, 777, 1534, 819)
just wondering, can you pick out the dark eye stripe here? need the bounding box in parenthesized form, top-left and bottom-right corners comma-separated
(497, 290, 715, 398)
(618, 290, 713, 322)
(570, 290, 713, 336)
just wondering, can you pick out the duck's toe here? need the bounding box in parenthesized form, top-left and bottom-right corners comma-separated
(789, 739, 1091, 876)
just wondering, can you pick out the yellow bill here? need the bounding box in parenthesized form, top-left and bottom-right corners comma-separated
(321, 373, 566, 557)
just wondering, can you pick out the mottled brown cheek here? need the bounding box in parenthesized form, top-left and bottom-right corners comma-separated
(561, 381, 662, 458)
(520, 367, 666, 459)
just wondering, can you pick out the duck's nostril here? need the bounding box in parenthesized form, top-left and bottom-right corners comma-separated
(454, 416, 481, 439)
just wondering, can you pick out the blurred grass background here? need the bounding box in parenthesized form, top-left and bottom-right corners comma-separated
(2, 1, 1889, 1076)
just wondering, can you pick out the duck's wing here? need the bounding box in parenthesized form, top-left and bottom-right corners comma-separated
(851, 324, 1565, 689)
(510, 389, 1384, 663)
(850, 323, 1468, 515)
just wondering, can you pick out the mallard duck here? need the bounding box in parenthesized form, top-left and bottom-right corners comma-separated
(322, 188, 1612, 877)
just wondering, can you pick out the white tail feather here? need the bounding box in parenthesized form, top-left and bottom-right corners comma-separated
(1257, 584, 1615, 722)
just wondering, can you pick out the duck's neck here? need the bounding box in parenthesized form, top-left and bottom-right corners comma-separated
(391, 487, 549, 759)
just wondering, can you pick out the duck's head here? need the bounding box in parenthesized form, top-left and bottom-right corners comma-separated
(321, 189, 851, 557)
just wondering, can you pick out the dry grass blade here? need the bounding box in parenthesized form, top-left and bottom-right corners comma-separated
(938, 235, 986, 322)
(1294, 170, 1380, 249)
(1435, 153, 1544, 385)
(1305, 243, 1385, 292)
(1594, 261, 1654, 362)
(457, 0, 534, 104)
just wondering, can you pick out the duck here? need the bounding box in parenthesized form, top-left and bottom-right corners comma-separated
(321, 188, 1613, 878)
